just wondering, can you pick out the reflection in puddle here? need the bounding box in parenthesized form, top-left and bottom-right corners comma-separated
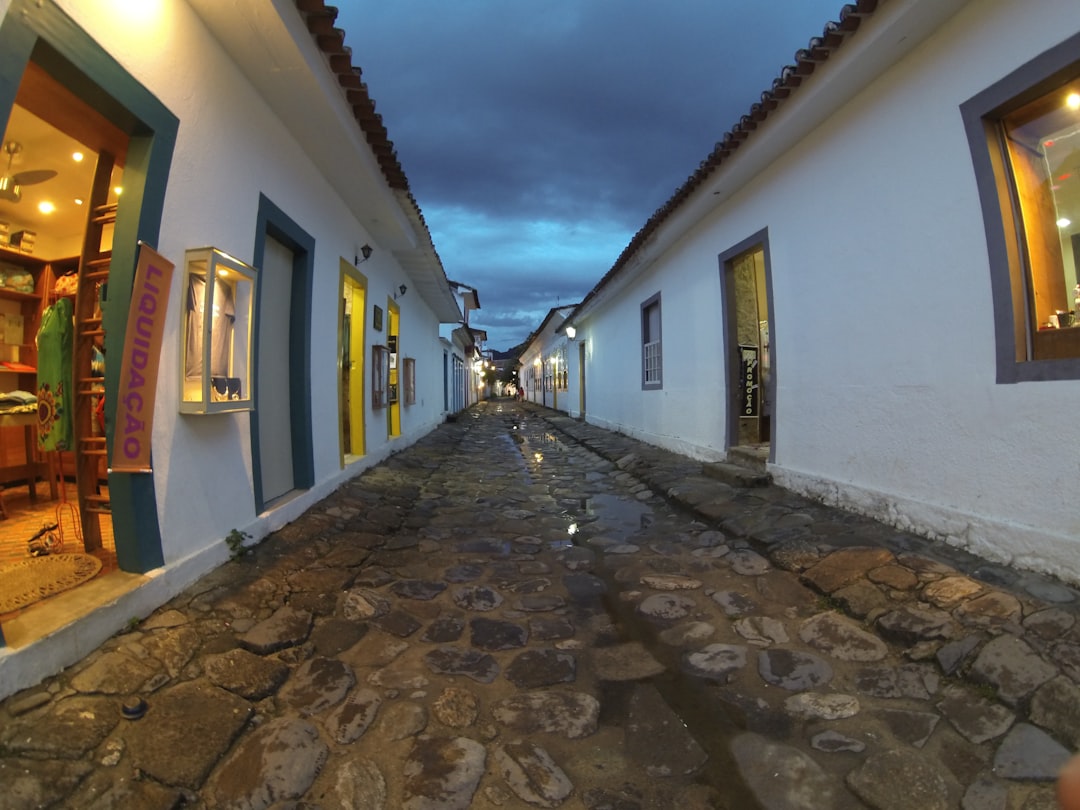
(583, 493, 653, 534)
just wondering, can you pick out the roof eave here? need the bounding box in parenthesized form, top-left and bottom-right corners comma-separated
(567, 0, 970, 326)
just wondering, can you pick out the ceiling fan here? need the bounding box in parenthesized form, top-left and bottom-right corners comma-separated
(0, 141, 58, 203)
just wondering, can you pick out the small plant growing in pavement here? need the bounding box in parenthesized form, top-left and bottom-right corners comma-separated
(226, 528, 252, 560)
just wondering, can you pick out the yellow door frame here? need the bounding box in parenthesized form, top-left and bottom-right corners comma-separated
(338, 259, 367, 464)
(387, 298, 401, 437)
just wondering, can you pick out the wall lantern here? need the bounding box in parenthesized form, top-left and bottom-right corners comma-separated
(355, 244, 373, 265)
(565, 325, 577, 340)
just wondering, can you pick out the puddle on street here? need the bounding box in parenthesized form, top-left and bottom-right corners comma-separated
(581, 493, 653, 534)
(588, 559, 767, 809)
(507, 416, 764, 805)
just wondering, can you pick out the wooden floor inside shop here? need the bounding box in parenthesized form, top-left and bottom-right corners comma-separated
(0, 478, 117, 627)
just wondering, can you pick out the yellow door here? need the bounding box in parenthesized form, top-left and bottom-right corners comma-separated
(339, 260, 366, 462)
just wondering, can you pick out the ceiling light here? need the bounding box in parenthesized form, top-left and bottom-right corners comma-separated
(1068, 93, 1080, 110)
(38, 201, 55, 214)
(113, 186, 123, 196)
(72, 152, 84, 162)
(1058, 217, 1072, 228)
(74, 197, 84, 205)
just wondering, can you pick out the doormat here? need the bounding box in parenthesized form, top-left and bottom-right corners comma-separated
(0, 553, 103, 613)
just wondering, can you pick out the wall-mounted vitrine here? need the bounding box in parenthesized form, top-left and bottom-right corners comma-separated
(180, 247, 256, 414)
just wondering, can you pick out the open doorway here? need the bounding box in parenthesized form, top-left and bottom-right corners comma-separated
(0, 60, 127, 566)
(387, 300, 401, 437)
(720, 230, 774, 469)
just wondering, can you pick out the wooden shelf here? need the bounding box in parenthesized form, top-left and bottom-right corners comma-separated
(0, 245, 42, 267)
(0, 288, 40, 302)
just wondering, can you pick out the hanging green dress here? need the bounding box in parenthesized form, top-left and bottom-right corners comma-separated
(37, 297, 73, 451)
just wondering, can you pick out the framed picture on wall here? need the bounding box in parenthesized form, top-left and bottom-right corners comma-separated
(373, 305, 383, 332)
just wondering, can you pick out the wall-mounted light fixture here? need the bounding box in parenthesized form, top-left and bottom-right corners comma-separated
(355, 244, 373, 265)
(565, 325, 577, 340)
(394, 284, 408, 300)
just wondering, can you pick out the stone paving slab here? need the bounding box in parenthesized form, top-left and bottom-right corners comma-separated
(1, 399, 1079, 808)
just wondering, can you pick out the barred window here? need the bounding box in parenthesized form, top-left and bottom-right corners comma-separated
(641, 293, 662, 389)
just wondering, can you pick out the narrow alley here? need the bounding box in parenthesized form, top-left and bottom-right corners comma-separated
(1, 400, 1077, 809)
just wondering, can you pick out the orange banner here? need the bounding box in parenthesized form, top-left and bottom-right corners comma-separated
(112, 242, 174, 473)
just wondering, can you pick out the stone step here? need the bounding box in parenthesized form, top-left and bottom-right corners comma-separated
(702, 460, 770, 488)
(727, 444, 770, 472)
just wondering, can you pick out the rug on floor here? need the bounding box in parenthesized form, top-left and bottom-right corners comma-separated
(0, 553, 102, 613)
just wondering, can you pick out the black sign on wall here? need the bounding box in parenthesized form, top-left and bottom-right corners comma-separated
(738, 344, 759, 418)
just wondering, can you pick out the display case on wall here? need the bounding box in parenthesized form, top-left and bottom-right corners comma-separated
(180, 247, 256, 414)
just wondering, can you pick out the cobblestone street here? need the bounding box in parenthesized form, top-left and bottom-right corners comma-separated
(2, 400, 1078, 809)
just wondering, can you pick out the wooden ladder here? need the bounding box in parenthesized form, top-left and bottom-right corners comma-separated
(73, 152, 115, 551)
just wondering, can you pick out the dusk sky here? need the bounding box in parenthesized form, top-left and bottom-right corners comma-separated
(336, 2, 844, 351)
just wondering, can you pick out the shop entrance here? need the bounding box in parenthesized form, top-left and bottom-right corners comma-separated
(720, 231, 774, 467)
(387, 300, 401, 437)
(0, 61, 127, 565)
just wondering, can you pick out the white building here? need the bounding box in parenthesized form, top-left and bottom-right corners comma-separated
(519, 305, 575, 411)
(0, 0, 467, 696)
(441, 282, 483, 415)
(561, 0, 1080, 583)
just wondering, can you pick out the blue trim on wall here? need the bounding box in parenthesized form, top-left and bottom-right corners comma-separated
(251, 193, 315, 513)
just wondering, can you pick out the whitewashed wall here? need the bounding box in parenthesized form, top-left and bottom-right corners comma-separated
(578, 0, 1080, 581)
(51, 0, 449, 567)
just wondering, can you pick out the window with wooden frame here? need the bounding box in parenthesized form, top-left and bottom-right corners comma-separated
(555, 346, 568, 390)
(403, 357, 416, 405)
(963, 32, 1080, 381)
(641, 292, 662, 389)
(372, 345, 389, 408)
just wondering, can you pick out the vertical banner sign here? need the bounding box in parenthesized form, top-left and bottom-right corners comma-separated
(112, 242, 174, 472)
(738, 344, 759, 418)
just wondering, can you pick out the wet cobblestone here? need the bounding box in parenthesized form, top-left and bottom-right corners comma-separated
(1, 400, 1078, 808)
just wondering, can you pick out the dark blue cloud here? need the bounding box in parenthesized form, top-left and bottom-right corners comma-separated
(338, 1, 844, 348)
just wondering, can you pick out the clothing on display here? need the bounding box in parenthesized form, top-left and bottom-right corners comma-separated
(36, 296, 73, 451)
(185, 274, 235, 379)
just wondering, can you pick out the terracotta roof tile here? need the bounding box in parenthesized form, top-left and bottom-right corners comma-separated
(291, 0, 414, 193)
(567, 1, 881, 322)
